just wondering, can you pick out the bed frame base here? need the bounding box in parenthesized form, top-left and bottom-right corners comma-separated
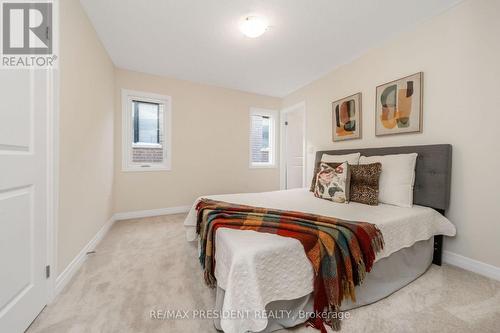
(432, 235, 443, 266)
(432, 208, 445, 266)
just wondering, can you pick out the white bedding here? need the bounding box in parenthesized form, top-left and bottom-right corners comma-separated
(184, 188, 455, 260)
(183, 188, 456, 333)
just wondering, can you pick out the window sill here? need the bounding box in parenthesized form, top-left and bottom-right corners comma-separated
(249, 163, 276, 169)
(132, 143, 162, 148)
(122, 164, 171, 172)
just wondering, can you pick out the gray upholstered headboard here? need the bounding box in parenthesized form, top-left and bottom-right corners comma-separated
(314, 144, 452, 211)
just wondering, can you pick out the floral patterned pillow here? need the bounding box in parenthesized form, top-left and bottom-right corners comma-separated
(313, 162, 350, 203)
(309, 162, 341, 192)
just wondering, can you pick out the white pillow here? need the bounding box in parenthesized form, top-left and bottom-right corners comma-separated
(321, 152, 360, 165)
(359, 153, 418, 207)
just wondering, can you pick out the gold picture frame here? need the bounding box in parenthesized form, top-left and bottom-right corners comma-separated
(375, 72, 423, 136)
(332, 92, 362, 142)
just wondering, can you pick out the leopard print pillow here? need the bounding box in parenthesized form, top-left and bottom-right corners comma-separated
(314, 162, 350, 203)
(349, 163, 382, 205)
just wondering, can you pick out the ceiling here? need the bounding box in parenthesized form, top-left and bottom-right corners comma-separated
(80, 0, 462, 97)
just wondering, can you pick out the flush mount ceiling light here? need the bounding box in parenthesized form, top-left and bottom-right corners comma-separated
(240, 16, 269, 38)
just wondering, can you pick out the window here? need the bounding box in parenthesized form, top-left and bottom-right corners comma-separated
(133, 101, 161, 145)
(249, 108, 277, 168)
(122, 90, 171, 171)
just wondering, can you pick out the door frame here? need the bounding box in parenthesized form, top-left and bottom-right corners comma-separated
(46, 1, 60, 304)
(46, 66, 59, 303)
(279, 101, 306, 190)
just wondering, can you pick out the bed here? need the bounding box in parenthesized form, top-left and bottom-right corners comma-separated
(184, 144, 456, 333)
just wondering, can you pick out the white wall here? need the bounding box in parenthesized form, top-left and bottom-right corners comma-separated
(113, 69, 282, 213)
(58, 0, 115, 275)
(283, 0, 500, 268)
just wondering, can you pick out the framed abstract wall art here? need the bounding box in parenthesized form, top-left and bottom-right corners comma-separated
(375, 72, 423, 136)
(332, 92, 361, 141)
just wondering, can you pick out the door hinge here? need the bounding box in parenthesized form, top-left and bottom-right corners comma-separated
(285, 121, 288, 126)
(46, 265, 50, 279)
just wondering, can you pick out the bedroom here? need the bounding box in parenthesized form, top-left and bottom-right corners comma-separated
(0, 0, 499, 332)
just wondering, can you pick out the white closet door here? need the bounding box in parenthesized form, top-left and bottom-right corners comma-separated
(0, 69, 49, 333)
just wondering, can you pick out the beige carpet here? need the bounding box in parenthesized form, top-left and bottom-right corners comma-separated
(28, 214, 500, 333)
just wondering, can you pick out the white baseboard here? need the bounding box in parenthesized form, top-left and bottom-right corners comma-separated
(443, 251, 500, 282)
(54, 216, 116, 296)
(113, 205, 191, 221)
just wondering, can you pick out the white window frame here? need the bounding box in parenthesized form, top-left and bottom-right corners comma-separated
(122, 89, 172, 172)
(249, 107, 278, 168)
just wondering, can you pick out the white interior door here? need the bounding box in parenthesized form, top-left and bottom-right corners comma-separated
(0, 69, 49, 332)
(284, 109, 305, 189)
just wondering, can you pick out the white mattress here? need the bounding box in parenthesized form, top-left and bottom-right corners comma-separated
(183, 188, 456, 333)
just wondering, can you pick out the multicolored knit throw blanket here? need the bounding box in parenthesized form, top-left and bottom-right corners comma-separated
(196, 199, 384, 332)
